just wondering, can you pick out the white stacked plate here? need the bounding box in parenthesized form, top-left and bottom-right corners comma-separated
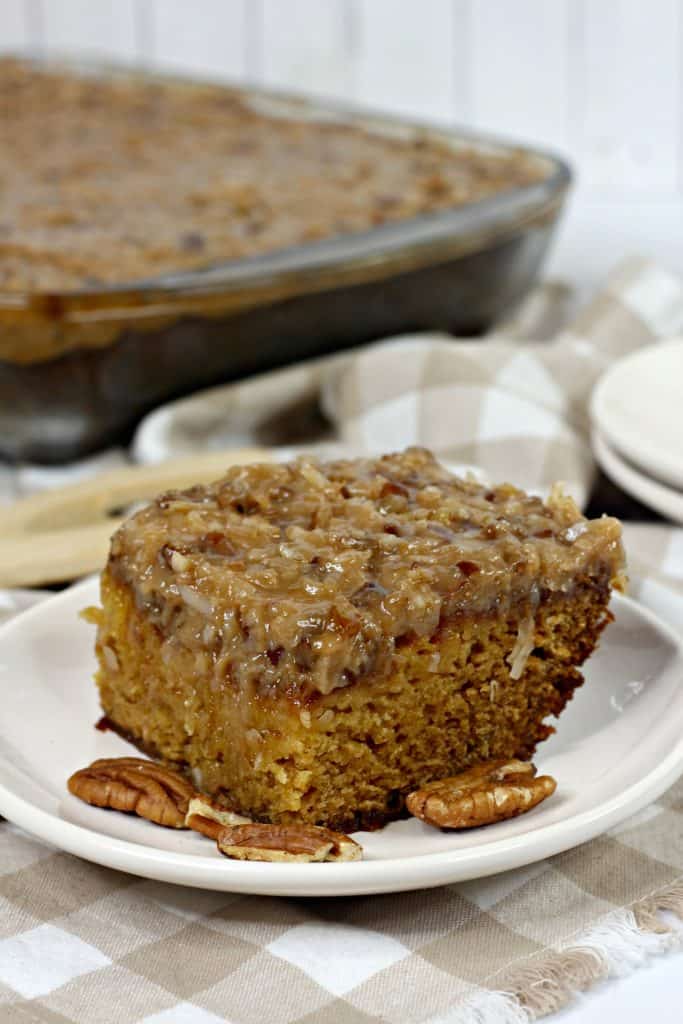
(590, 339, 683, 524)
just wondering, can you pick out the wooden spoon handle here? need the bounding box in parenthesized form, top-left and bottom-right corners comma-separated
(0, 520, 124, 589)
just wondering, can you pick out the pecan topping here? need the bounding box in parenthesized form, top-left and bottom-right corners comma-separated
(185, 796, 252, 839)
(216, 823, 362, 862)
(406, 759, 556, 829)
(67, 757, 196, 828)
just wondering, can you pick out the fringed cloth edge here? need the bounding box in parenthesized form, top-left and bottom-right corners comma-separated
(425, 880, 683, 1024)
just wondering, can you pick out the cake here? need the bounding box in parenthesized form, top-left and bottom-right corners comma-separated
(0, 59, 545, 293)
(89, 448, 624, 831)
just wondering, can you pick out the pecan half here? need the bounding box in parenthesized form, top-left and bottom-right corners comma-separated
(67, 757, 196, 828)
(406, 759, 556, 829)
(216, 823, 362, 862)
(185, 796, 252, 839)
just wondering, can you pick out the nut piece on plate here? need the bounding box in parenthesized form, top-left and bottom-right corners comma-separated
(406, 759, 556, 829)
(67, 757, 196, 828)
(185, 796, 252, 839)
(216, 823, 363, 863)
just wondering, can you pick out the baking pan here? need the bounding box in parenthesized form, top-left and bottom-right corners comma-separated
(0, 62, 571, 463)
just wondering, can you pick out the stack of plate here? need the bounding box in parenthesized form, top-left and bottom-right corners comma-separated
(590, 339, 683, 524)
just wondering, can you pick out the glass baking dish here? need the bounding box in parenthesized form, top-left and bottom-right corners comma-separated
(0, 60, 571, 463)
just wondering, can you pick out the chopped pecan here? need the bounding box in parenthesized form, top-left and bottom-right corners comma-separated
(67, 757, 196, 828)
(406, 759, 556, 829)
(185, 796, 252, 839)
(327, 834, 362, 862)
(216, 823, 362, 863)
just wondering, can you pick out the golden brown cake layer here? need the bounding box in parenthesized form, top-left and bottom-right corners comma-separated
(92, 449, 624, 829)
(95, 568, 612, 831)
(0, 60, 545, 292)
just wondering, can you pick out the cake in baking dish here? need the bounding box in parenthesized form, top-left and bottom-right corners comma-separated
(89, 448, 624, 831)
(0, 59, 545, 292)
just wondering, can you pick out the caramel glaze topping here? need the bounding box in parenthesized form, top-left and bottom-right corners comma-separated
(106, 448, 624, 700)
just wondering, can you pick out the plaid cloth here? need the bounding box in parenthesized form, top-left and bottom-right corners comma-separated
(1, 257, 683, 1024)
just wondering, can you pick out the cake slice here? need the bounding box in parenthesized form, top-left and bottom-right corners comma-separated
(91, 448, 624, 831)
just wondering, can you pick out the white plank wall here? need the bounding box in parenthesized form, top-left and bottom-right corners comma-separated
(150, 0, 247, 79)
(2, 0, 683, 283)
(260, 0, 352, 99)
(2, 0, 33, 51)
(41, 0, 138, 62)
(580, 0, 680, 192)
(469, 0, 571, 154)
(352, 0, 457, 122)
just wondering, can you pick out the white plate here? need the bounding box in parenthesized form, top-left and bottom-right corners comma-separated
(0, 587, 48, 627)
(593, 428, 683, 525)
(591, 339, 683, 490)
(1, 579, 682, 897)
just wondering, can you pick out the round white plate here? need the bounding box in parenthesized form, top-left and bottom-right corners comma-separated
(1, 579, 682, 897)
(591, 339, 683, 490)
(593, 428, 683, 525)
(0, 587, 48, 627)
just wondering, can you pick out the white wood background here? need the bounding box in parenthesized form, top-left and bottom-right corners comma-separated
(2, 0, 683, 286)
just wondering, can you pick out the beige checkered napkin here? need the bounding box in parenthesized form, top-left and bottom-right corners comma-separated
(1, 257, 683, 1024)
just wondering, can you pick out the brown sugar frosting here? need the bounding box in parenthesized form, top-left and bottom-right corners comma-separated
(108, 448, 624, 699)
